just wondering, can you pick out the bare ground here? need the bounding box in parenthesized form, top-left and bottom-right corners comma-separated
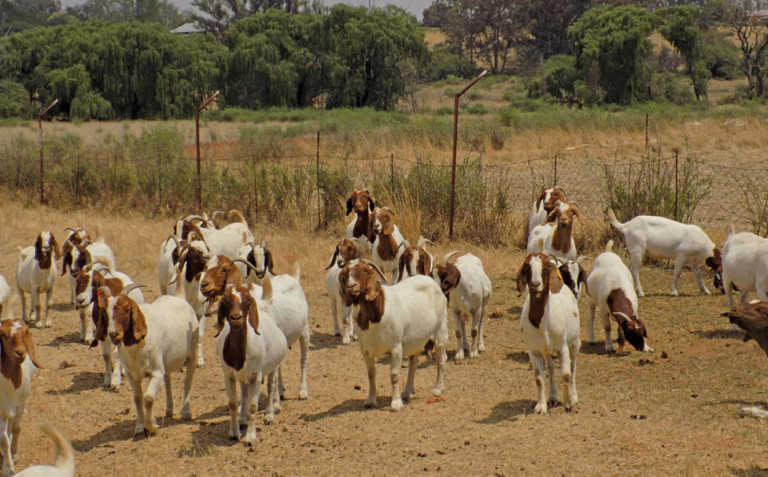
(1, 199, 768, 477)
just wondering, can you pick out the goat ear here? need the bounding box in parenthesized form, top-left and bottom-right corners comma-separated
(22, 329, 42, 369)
(34, 235, 43, 258)
(131, 301, 148, 346)
(346, 196, 353, 215)
(364, 272, 380, 302)
(326, 245, 340, 270)
(265, 249, 274, 274)
(51, 234, 61, 259)
(247, 298, 260, 336)
(368, 195, 376, 213)
(338, 268, 353, 306)
(547, 263, 563, 293)
(516, 262, 529, 294)
(572, 205, 585, 222)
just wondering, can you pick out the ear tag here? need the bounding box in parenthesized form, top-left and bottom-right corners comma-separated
(556, 268, 563, 281)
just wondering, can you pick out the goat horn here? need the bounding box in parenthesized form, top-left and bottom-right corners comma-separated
(121, 283, 146, 296)
(612, 311, 632, 322)
(361, 259, 388, 282)
(234, 258, 259, 274)
(442, 251, 460, 265)
(64, 227, 77, 233)
(381, 206, 395, 216)
(185, 222, 210, 249)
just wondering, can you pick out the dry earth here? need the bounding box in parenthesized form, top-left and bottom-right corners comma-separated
(1, 198, 767, 477)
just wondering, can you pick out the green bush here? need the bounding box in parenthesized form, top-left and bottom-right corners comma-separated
(0, 80, 32, 118)
(424, 44, 479, 82)
(650, 73, 696, 105)
(701, 33, 740, 80)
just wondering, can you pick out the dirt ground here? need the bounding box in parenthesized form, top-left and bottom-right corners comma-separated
(1, 199, 768, 477)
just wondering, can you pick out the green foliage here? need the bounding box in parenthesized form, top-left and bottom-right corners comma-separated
(0, 80, 33, 118)
(569, 5, 655, 104)
(701, 31, 740, 80)
(650, 72, 695, 104)
(423, 43, 479, 82)
(656, 5, 708, 101)
(604, 153, 712, 224)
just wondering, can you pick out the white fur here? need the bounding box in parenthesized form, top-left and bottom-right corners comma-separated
(441, 254, 492, 361)
(13, 424, 74, 477)
(721, 231, 768, 307)
(157, 236, 180, 296)
(180, 218, 253, 258)
(371, 224, 408, 283)
(527, 201, 579, 261)
(217, 283, 288, 445)
(520, 255, 580, 414)
(343, 272, 448, 411)
(528, 187, 563, 236)
(325, 254, 355, 344)
(585, 250, 647, 353)
(0, 326, 38, 475)
(15, 232, 57, 328)
(106, 294, 199, 437)
(608, 209, 716, 296)
(178, 240, 213, 366)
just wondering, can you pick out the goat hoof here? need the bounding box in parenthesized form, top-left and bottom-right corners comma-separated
(534, 403, 548, 415)
(565, 405, 573, 413)
(143, 427, 157, 438)
(229, 435, 239, 442)
(669, 290, 679, 297)
(432, 388, 443, 397)
(298, 389, 309, 400)
(390, 399, 403, 412)
(342, 335, 351, 344)
(264, 415, 274, 425)
(364, 398, 376, 408)
(109, 385, 120, 393)
(333, 331, 341, 337)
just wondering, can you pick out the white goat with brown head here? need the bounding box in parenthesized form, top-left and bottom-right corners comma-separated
(15, 232, 60, 328)
(527, 200, 584, 261)
(345, 189, 377, 253)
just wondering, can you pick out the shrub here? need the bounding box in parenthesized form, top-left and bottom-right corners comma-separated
(0, 80, 33, 119)
(650, 72, 696, 105)
(701, 33, 740, 80)
(424, 44, 479, 82)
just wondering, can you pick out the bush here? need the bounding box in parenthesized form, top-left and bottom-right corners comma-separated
(701, 33, 740, 80)
(650, 73, 696, 105)
(424, 44, 479, 82)
(0, 80, 32, 119)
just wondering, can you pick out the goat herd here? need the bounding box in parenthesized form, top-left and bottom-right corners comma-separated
(0, 187, 767, 475)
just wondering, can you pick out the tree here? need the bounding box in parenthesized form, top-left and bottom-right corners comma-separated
(657, 5, 708, 101)
(729, 1, 768, 98)
(440, 0, 529, 74)
(68, 0, 188, 28)
(525, 0, 592, 60)
(569, 4, 655, 104)
(0, 0, 62, 35)
(192, 0, 307, 39)
(422, 0, 450, 27)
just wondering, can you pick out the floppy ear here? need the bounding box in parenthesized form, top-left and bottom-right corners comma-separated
(547, 262, 563, 293)
(34, 235, 43, 259)
(517, 262, 529, 294)
(346, 196, 354, 215)
(338, 267, 353, 306)
(247, 297, 261, 336)
(130, 301, 148, 346)
(214, 302, 227, 338)
(265, 249, 274, 274)
(326, 245, 340, 270)
(51, 234, 60, 259)
(367, 195, 376, 213)
(22, 329, 42, 369)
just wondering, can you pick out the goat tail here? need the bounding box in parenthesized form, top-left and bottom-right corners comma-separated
(261, 274, 273, 302)
(606, 208, 623, 231)
(228, 209, 247, 225)
(605, 240, 614, 252)
(38, 422, 75, 474)
(292, 262, 301, 282)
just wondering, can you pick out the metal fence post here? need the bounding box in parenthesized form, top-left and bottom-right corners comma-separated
(195, 90, 220, 210)
(390, 152, 394, 194)
(674, 148, 679, 221)
(37, 99, 58, 204)
(450, 69, 487, 239)
(316, 130, 321, 229)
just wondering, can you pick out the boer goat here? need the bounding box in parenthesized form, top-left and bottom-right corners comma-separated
(528, 186, 566, 237)
(517, 253, 580, 414)
(339, 260, 448, 411)
(706, 230, 768, 308)
(15, 232, 60, 328)
(371, 207, 408, 283)
(345, 189, 377, 253)
(325, 238, 362, 343)
(608, 209, 717, 297)
(527, 200, 584, 261)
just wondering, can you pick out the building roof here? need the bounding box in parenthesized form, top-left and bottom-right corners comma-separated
(170, 22, 204, 35)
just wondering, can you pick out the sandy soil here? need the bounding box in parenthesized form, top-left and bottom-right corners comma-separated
(1, 200, 767, 477)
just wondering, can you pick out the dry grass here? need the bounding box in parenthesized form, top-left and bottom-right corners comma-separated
(3, 197, 768, 476)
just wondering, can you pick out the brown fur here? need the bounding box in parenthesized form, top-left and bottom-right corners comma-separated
(61, 229, 89, 276)
(517, 254, 562, 328)
(346, 189, 376, 216)
(326, 239, 361, 270)
(536, 187, 567, 222)
(200, 256, 242, 299)
(374, 209, 399, 261)
(338, 262, 385, 330)
(88, 272, 128, 345)
(218, 286, 261, 371)
(181, 247, 208, 282)
(723, 301, 768, 355)
(398, 246, 433, 282)
(34, 233, 59, 270)
(607, 289, 648, 352)
(434, 263, 461, 297)
(110, 296, 148, 348)
(0, 319, 42, 389)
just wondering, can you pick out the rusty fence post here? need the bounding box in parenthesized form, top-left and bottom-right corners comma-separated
(673, 148, 679, 222)
(195, 90, 220, 210)
(316, 130, 321, 229)
(38, 99, 58, 204)
(450, 69, 487, 239)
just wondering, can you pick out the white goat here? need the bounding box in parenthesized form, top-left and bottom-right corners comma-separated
(586, 241, 652, 353)
(157, 235, 182, 296)
(707, 230, 768, 308)
(324, 238, 362, 343)
(607, 209, 717, 296)
(13, 423, 74, 477)
(433, 252, 492, 361)
(0, 319, 42, 475)
(528, 186, 566, 237)
(15, 232, 59, 328)
(77, 264, 144, 390)
(214, 280, 288, 445)
(176, 239, 214, 366)
(176, 210, 253, 258)
(60, 227, 90, 306)
(527, 200, 583, 261)
(517, 253, 580, 414)
(104, 284, 199, 437)
(371, 207, 408, 283)
(339, 260, 448, 411)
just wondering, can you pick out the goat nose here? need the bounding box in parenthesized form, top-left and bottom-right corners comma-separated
(14, 350, 24, 359)
(109, 331, 118, 339)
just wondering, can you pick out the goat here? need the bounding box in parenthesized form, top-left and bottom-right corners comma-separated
(13, 423, 74, 477)
(15, 232, 60, 328)
(176, 210, 253, 258)
(396, 237, 435, 283)
(371, 207, 408, 283)
(175, 238, 213, 366)
(77, 264, 145, 390)
(205, 249, 310, 400)
(585, 241, 652, 354)
(607, 209, 717, 297)
(345, 189, 377, 253)
(104, 283, 199, 437)
(339, 260, 448, 411)
(60, 227, 90, 306)
(722, 300, 768, 355)
(706, 230, 768, 308)
(325, 238, 362, 343)
(517, 253, 580, 414)
(433, 252, 492, 361)
(528, 186, 566, 237)
(158, 235, 183, 296)
(0, 319, 42, 475)
(214, 280, 287, 445)
(527, 200, 584, 261)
